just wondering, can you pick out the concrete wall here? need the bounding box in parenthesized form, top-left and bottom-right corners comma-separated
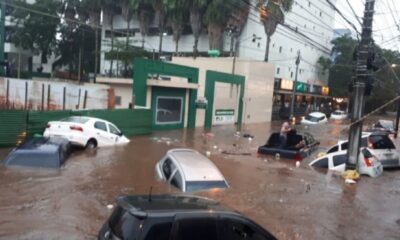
(96, 77, 133, 109)
(171, 57, 275, 127)
(0, 78, 112, 110)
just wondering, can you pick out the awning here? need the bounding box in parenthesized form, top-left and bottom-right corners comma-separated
(274, 89, 331, 99)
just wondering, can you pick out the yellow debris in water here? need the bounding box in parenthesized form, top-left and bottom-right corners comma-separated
(317, 152, 326, 158)
(342, 170, 360, 180)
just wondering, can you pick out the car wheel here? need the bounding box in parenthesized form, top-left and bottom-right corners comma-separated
(86, 139, 97, 149)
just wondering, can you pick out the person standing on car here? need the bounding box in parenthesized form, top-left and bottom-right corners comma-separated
(280, 121, 291, 147)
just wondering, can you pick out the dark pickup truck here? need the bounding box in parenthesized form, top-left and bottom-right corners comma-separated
(258, 130, 319, 160)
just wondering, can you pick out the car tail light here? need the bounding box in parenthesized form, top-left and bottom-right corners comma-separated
(46, 124, 51, 128)
(70, 125, 83, 132)
(368, 138, 374, 149)
(364, 157, 373, 167)
(295, 152, 303, 161)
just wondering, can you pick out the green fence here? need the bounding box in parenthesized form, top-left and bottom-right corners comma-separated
(0, 109, 152, 147)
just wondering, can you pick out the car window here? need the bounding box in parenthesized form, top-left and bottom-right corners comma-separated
(143, 219, 173, 240)
(108, 123, 121, 135)
(185, 181, 228, 192)
(311, 157, 329, 168)
(170, 170, 183, 190)
(327, 145, 339, 153)
(61, 116, 90, 124)
(162, 158, 176, 180)
(332, 154, 347, 166)
(108, 206, 142, 239)
(219, 217, 275, 240)
(94, 121, 107, 132)
(174, 217, 218, 240)
(369, 135, 395, 149)
(341, 137, 368, 150)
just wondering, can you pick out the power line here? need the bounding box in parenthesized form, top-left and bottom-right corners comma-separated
(325, 0, 361, 36)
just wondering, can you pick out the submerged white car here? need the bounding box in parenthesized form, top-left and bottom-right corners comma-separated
(43, 116, 130, 148)
(330, 110, 348, 120)
(309, 148, 383, 177)
(155, 149, 229, 192)
(301, 112, 328, 125)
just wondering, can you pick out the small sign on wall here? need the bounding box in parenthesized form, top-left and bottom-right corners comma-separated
(214, 109, 235, 125)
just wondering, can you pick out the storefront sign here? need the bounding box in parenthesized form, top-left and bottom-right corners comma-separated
(296, 82, 305, 92)
(215, 109, 235, 124)
(280, 79, 293, 90)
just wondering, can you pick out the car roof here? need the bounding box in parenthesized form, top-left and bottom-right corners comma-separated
(59, 116, 113, 124)
(118, 194, 235, 215)
(167, 149, 226, 182)
(309, 112, 326, 117)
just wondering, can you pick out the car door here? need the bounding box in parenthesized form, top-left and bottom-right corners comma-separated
(93, 121, 113, 146)
(107, 123, 122, 144)
(331, 153, 347, 172)
(171, 214, 219, 240)
(218, 215, 276, 240)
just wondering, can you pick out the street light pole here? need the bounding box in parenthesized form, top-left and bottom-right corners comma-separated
(346, 0, 376, 169)
(290, 51, 301, 120)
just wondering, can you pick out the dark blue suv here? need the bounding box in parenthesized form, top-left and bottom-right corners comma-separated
(98, 195, 276, 240)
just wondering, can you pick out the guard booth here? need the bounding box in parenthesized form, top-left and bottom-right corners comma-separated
(133, 58, 199, 130)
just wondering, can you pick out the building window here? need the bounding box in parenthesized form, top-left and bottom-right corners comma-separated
(156, 97, 183, 124)
(115, 96, 122, 106)
(290, 48, 293, 52)
(308, 1, 311, 7)
(276, 67, 280, 75)
(291, 72, 294, 78)
(272, 43, 275, 48)
(279, 46, 282, 53)
(320, 11, 322, 17)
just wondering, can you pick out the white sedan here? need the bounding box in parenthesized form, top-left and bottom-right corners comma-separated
(43, 116, 130, 148)
(300, 112, 328, 125)
(309, 148, 383, 177)
(330, 110, 348, 120)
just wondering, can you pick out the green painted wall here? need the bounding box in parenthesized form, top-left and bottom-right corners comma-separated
(204, 70, 245, 129)
(133, 58, 199, 128)
(0, 109, 152, 147)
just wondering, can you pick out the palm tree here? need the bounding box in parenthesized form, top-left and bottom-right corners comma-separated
(102, 0, 121, 77)
(256, 0, 293, 62)
(120, 0, 134, 77)
(187, 0, 208, 58)
(204, 0, 239, 52)
(80, 0, 102, 82)
(165, 0, 189, 55)
(145, 0, 167, 56)
(131, 0, 154, 48)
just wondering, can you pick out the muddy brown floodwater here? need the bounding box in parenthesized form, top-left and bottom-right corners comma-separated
(0, 120, 400, 240)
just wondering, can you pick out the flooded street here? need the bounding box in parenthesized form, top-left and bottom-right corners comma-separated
(0, 120, 400, 239)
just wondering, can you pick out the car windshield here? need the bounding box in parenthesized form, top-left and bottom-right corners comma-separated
(369, 135, 395, 149)
(185, 181, 228, 192)
(305, 115, 323, 122)
(378, 121, 394, 130)
(60, 116, 90, 124)
(332, 111, 343, 115)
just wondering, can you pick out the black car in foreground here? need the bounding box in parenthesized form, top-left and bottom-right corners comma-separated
(258, 130, 319, 160)
(98, 195, 276, 240)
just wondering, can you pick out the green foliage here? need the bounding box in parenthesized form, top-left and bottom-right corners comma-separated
(11, 0, 61, 64)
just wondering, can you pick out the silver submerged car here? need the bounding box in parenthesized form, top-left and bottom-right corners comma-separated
(155, 149, 229, 192)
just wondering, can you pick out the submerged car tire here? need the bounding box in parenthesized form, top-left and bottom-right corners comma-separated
(86, 139, 97, 149)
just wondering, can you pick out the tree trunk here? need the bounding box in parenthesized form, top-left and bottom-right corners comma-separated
(125, 14, 130, 78)
(175, 40, 179, 56)
(208, 23, 224, 52)
(109, 14, 114, 77)
(158, 11, 164, 58)
(94, 27, 98, 83)
(264, 34, 271, 62)
(190, 9, 201, 58)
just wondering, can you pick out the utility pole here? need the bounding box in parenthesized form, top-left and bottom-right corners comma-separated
(346, 0, 376, 169)
(289, 51, 301, 120)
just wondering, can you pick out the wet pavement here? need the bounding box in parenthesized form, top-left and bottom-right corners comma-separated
(0, 119, 399, 239)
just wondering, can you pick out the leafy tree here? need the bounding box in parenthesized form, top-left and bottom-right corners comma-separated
(145, 0, 167, 55)
(256, 0, 293, 62)
(11, 0, 61, 65)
